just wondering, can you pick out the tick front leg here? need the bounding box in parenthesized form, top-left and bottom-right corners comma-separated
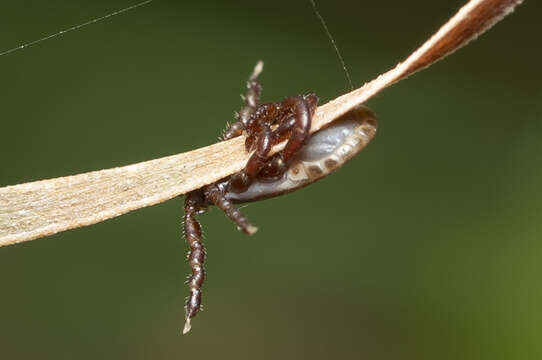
(222, 61, 263, 140)
(182, 191, 207, 334)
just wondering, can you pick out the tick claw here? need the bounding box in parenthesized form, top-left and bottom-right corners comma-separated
(246, 224, 258, 235)
(183, 318, 192, 335)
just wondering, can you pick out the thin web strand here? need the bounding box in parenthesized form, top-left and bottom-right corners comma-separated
(310, 0, 354, 91)
(0, 0, 153, 57)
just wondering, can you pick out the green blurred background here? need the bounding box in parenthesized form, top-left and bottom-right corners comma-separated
(1, 0, 540, 359)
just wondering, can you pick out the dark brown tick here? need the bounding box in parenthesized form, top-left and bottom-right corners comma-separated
(181, 61, 377, 334)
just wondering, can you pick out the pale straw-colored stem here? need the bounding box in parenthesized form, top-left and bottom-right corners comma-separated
(0, 0, 525, 246)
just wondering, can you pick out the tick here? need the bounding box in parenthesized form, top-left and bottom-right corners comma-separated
(181, 61, 377, 333)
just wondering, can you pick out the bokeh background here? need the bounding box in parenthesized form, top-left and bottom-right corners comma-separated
(1, 0, 540, 359)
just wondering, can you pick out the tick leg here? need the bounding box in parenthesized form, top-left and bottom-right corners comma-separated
(222, 61, 263, 140)
(280, 94, 317, 164)
(229, 123, 272, 193)
(204, 185, 258, 235)
(243, 102, 283, 151)
(182, 191, 207, 334)
(257, 94, 318, 179)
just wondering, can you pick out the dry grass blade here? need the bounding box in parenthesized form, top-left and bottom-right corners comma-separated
(0, 0, 525, 246)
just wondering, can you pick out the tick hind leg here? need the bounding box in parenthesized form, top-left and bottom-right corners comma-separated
(204, 185, 258, 235)
(222, 61, 263, 140)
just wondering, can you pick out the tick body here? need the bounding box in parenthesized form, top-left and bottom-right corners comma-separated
(181, 62, 377, 334)
(225, 106, 377, 203)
